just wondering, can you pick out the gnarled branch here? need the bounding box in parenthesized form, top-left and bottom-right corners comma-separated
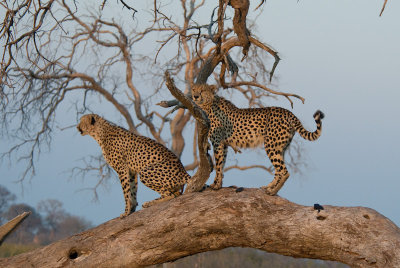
(164, 71, 212, 192)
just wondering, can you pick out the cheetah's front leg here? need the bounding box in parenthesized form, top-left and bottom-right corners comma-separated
(210, 143, 228, 190)
(118, 170, 138, 218)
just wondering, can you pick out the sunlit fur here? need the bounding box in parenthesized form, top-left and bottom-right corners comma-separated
(77, 114, 191, 217)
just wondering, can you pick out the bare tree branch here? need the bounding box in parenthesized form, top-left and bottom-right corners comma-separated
(70, 154, 115, 202)
(225, 80, 305, 108)
(249, 36, 280, 81)
(164, 71, 212, 192)
(2, 0, 307, 201)
(224, 164, 273, 174)
(229, 0, 250, 59)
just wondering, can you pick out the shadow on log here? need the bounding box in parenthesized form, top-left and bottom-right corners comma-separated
(0, 188, 399, 267)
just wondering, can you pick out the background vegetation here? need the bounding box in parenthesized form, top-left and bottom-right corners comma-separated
(0, 184, 92, 256)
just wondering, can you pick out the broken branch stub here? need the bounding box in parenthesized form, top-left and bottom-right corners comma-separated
(0, 211, 31, 246)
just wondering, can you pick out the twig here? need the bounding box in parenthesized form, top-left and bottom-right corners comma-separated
(224, 164, 273, 174)
(225, 81, 305, 108)
(249, 36, 280, 82)
(379, 0, 388, 16)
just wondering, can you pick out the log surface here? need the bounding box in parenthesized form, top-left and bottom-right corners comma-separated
(1, 188, 399, 267)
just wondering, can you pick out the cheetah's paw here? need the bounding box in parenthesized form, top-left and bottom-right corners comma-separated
(142, 200, 154, 208)
(119, 207, 136, 219)
(119, 212, 130, 219)
(261, 186, 278, 196)
(209, 183, 222, 190)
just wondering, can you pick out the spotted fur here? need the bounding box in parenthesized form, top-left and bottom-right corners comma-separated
(77, 114, 191, 217)
(192, 84, 324, 195)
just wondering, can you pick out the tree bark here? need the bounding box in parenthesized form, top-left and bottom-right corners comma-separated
(1, 188, 399, 267)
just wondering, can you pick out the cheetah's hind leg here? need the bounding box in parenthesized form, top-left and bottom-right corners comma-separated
(262, 132, 291, 196)
(118, 170, 138, 218)
(142, 191, 181, 208)
(210, 143, 228, 190)
(262, 172, 290, 196)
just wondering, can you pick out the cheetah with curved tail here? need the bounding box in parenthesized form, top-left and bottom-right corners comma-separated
(192, 84, 324, 195)
(77, 114, 191, 218)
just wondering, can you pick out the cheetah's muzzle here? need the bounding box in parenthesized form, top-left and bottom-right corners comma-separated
(77, 126, 83, 135)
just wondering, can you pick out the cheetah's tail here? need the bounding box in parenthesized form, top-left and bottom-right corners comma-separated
(184, 172, 192, 183)
(294, 110, 324, 141)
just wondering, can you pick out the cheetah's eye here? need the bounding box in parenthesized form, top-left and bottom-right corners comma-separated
(91, 116, 96, 125)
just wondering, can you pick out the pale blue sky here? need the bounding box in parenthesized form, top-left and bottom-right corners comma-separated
(1, 0, 399, 226)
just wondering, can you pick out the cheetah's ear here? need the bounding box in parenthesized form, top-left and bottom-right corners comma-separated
(90, 116, 96, 125)
(209, 85, 218, 92)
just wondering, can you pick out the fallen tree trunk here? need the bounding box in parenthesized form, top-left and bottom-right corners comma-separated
(1, 188, 399, 267)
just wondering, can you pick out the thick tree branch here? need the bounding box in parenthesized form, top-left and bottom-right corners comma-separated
(229, 0, 250, 59)
(1, 188, 399, 267)
(195, 37, 242, 84)
(164, 71, 212, 192)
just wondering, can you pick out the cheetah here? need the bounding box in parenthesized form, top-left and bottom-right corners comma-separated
(192, 84, 324, 195)
(77, 114, 191, 218)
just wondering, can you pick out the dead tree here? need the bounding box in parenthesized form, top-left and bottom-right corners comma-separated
(0, 0, 295, 192)
(1, 1, 395, 266)
(0, 188, 399, 267)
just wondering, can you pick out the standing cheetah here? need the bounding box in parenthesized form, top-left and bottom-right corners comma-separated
(192, 84, 324, 195)
(77, 114, 191, 218)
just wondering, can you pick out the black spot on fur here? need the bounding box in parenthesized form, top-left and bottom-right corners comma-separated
(200, 184, 210, 192)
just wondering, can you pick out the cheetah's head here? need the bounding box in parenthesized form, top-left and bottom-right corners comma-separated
(77, 114, 102, 137)
(192, 84, 217, 110)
